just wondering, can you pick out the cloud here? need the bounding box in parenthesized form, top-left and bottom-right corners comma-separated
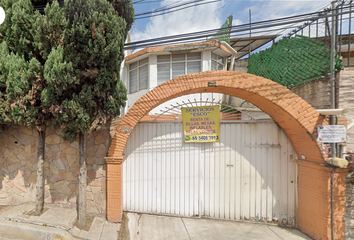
(226, 0, 331, 40)
(130, 0, 332, 44)
(131, 0, 225, 42)
(246, 0, 331, 21)
(232, 18, 244, 26)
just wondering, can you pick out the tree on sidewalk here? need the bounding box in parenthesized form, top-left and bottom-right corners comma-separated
(0, 0, 67, 215)
(0, 0, 133, 227)
(45, 0, 134, 228)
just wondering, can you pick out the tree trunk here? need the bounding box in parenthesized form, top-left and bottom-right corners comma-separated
(78, 132, 87, 229)
(35, 130, 45, 215)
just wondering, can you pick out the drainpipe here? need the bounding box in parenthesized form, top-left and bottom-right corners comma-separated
(330, 1, 338, 239)
(220, 41, 238, 71)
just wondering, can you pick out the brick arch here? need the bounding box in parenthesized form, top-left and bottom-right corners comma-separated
(105, 71, 345, 240)
(107, 71, 323, 163)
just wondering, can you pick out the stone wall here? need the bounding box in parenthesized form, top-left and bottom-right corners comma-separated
(337, 67, 354, 240)
(339, 67, 354, 154)
(290, 77, 331, 109)
(0, 124, 110, 217)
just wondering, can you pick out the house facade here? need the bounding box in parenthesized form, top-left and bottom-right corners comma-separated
(104, 39, 348, 240)
(0, 36, 351, 239)
(121, 41, 232, 115)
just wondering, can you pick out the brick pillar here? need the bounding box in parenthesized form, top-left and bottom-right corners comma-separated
(297, 160, 347, 240)
(105, 156, 123, 222)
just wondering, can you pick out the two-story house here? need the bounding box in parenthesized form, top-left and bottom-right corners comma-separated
(121, 40, 233, 116)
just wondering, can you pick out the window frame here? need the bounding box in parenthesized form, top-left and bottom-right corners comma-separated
(128, 57, 149, 94)
(157, 52, 202, 84)
(211, 53, 225, 71)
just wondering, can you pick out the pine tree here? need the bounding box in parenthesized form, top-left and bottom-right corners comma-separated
(0, 0, 51, 215)
(0, 0, 133, 226)
(0, 44, 11, 134)
(53, 0, 133, 228)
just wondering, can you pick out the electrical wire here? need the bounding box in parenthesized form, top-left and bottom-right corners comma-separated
(32, 0, 219, 19)
(134, 0, 204, 16)
(124, 4, 354, 49)
(135, 0, 221, 20)
(126, 8, 327, 46)
(133, 0, 147, 4)
(273, 1, 333, 38)
(30, 0, 354, 51)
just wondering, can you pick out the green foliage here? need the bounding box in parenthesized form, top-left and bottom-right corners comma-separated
(248, 35, 342, 88)
(220, 102, 239, 114)
(0, 44, 10, 125)
(0, 0, 40, 60)
(0, 0, 46, 129)
(50, 0, 133, 142)
(0, 41, 42, 126)
(209, 15, 233, 44)
(108, 0, 134, 31)
(35, 1, 68, 61)
(0, 0, 133, 140)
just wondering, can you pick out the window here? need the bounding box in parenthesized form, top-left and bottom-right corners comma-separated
(211, 53, 225, 71)
(157, 52, 201, 85)
(129, 58, 149, 94)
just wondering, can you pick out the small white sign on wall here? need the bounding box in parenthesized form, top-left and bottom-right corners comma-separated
(317, 125, 346, 143)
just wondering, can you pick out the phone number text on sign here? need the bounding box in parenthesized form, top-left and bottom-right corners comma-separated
(182, 105, 220, 143)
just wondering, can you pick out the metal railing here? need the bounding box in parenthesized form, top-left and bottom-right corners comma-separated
(285, 0, 354, 67)
(126, 1, 354, 68)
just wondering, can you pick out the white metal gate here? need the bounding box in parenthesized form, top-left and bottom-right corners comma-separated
(123, 120, 297, 226)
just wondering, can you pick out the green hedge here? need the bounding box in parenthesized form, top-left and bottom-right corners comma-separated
(248, 35, 342, 88)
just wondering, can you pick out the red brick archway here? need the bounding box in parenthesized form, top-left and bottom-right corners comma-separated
(105, 71, 346, 239)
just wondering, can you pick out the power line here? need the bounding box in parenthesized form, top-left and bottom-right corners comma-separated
(134, 0, 221, 19)
(273, 1, 333, 37)
(135, 0, 221, 20)
(135, 0, 202, 16)
(29, 0, 354, 51)
(126, 9, 320, 47)
(133, 0, 148, 4)
(32, 0, 220, 20)
(125, 4, 354, 49)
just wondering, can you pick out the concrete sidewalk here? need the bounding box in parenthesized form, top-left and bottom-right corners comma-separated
(123, 212, 313, 240)
(0, 203, 313, 240)
(0, 203, 119, 240)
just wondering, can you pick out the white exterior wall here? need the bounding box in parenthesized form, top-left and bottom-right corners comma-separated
(203, 50, 211, 71)
(149, 55, 158, 89)
(126, 89, 150, 111)
(120, 61, 129, 116)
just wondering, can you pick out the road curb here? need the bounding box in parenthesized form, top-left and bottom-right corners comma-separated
(0, 219, 75, 240)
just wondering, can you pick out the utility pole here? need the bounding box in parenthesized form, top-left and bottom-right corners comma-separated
(249, 9, 252, 56)
(330, 1, 338, 157)
(330, 2, 338, 240)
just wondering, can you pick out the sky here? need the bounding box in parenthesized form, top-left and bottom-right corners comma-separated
(130, 0, 334, 43)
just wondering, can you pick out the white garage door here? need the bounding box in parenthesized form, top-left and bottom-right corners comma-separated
(123, 120, 297, 226)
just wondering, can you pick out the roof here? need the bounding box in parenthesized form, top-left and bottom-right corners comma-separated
(125, 35, 279, 62)
(125, 40, 232, 62)
(229, 35, 279, 59)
